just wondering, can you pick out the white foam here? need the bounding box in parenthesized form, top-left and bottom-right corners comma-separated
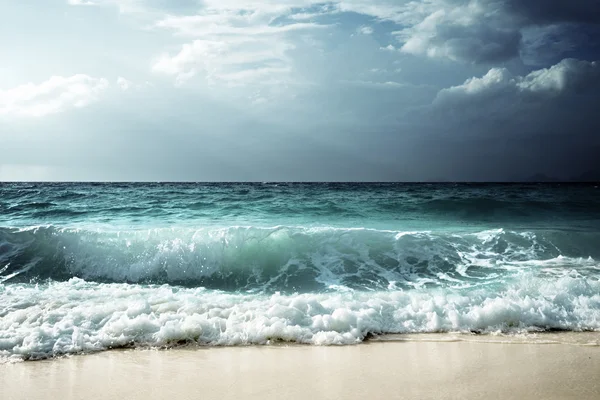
(1, 271, 599, 362)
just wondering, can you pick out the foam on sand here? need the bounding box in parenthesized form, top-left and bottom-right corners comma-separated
(1, 270, 599, 362)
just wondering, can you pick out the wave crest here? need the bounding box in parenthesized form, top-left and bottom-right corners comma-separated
(1, 225, 598, 291)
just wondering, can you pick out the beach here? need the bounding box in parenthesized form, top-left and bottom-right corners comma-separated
(2, 183, 600, 399)
(2, 337, 599, 400)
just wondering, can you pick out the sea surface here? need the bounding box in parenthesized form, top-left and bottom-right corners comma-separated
(1, 182, 599, 361)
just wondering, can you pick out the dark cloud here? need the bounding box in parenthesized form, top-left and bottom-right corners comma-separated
(421, 58, 600, 179)
(436, 23, 522, 63)
(399, 0, 600, 64)
(502, 0, 600, 25)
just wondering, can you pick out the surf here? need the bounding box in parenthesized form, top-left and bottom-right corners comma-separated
(1, 225, 598, 292)
(1, 271, 599, 362)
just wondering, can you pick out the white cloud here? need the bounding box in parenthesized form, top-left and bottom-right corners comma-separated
(0, 75, 109, 117)
(380, 44, 397, 51)
(357, 26, 374, 35)
(152, 7, 328, 89)
(288, 7, 336, 21)
(146, 2, 419, 102)
(155, 12, 322, 37)
(439, 68, 513, 98)
(438, 58, 598, 100)
(336, 0, 408, 22)
(517, 59, 599, 94)
(395, 2, 522, 63)
(116, 76, 152, 91)
(433, 58, 600, 119)
(67, 0, 97, 5)
(143, 1, 422, 89)
(117, 76, 133, 91)
(66, 0, 158, 14)
(152, 37, 296, 86)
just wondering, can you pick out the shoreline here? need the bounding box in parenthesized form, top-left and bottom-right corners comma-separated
(2, 334, 599, 400)
(3, 331, 599, 364)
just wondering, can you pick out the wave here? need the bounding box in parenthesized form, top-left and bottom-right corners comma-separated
(1, 273, 599, 361)
(1, 224, 599, 361)
(1, 225, 599, 291)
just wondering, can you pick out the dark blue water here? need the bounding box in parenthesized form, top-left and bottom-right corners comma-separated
(1, 182, 599, 229)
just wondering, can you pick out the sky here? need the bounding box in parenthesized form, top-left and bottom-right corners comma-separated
(0, 0, 599, 181)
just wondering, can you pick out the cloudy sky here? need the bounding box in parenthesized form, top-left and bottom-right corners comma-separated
(1, 0, 599, 181)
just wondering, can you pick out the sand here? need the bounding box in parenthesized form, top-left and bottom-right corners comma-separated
(2, 337, 599, 400)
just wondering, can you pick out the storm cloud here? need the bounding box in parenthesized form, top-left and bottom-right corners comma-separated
(0, 0, 598, 181)
(396, 0, 600, 64)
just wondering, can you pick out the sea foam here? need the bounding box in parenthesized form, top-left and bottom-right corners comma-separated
(1, 270, 599, 362)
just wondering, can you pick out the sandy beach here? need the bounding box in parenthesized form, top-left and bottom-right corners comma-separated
(2, 336, 599, 400)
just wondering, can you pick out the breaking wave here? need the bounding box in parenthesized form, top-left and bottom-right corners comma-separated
(1, 272, 599, 362)
(1, 225, 598, 292)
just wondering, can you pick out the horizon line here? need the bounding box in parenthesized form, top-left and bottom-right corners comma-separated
(1, 181, 598, 184)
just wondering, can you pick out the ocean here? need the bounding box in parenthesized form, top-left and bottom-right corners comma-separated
(1, 182, 599, 361)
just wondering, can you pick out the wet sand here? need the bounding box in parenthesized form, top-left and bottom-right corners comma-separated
(2, 339, 599, 400)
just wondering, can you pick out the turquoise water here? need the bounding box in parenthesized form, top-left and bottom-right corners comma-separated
(1, 183, 599, 360)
